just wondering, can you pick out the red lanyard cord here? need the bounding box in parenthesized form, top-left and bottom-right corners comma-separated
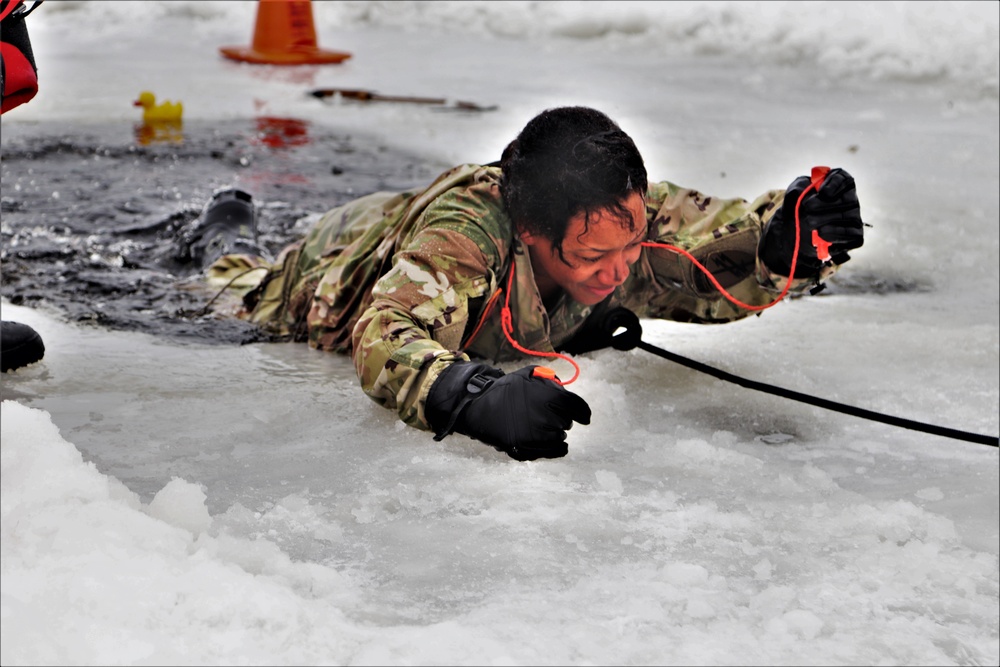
(473, 167, 828, 386)
(460, 284, 503, 350)
(0, 1, 19, 22)
(499, 259, 582, 386)
(641, 166, 828, 313)
(0, 1, 41, 23)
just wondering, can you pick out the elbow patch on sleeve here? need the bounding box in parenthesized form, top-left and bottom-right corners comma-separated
(410, 274, 491, 351)
(652, 227, 758, 299)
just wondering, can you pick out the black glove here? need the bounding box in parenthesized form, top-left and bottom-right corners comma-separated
(425, 361, 592, 461)
(557, 307, 642, 355)
(758, 167, 864, 279)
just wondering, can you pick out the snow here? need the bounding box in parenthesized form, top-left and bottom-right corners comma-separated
(2, 1, 998, 665)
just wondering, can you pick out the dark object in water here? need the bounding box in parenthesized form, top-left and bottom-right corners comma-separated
(1, 320, 45, 372)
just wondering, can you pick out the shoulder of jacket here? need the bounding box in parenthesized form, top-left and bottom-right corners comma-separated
(410, 165, 511, 266)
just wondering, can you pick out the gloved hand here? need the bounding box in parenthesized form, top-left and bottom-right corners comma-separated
(425, 361, 592, 461)
(758, 167, 865, 279)
(557, 307, 642, 355)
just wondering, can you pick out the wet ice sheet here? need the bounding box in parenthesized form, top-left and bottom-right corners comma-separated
(3, 293, 998, 665)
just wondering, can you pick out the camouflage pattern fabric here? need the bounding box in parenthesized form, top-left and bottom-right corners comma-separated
(208, 164, 834, 430)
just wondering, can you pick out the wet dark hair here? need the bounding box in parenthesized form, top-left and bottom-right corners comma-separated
(500, 106, 648, 258)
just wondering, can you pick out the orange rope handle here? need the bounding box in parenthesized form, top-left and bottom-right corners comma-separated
(641, 168, 825, 313)
(500, 259, 581, 385)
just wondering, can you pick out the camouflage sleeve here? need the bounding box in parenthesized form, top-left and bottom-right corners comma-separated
(351, 219, 503, 431)
(625, 181, 835, 323)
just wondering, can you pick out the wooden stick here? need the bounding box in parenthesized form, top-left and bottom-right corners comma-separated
(309, 88, 496, 111)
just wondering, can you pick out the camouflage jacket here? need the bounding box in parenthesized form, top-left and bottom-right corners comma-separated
(210, 164, 836, 430)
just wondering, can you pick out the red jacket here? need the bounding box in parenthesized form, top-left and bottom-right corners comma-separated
(1, 0, 41, 114)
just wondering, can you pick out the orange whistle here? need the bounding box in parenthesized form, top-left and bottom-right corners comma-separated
(532, 366, 558, 381)
(812, 229, 833, 262)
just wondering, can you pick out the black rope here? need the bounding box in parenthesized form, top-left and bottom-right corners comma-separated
(568, 307, 998, 447)
(636, 339, 999, 448)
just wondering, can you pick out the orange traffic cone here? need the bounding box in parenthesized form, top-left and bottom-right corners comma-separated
(220, 0, 352, 65)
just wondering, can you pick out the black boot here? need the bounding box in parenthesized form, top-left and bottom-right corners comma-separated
(1, 321, 45, 372)
(174, 188, 268, 269)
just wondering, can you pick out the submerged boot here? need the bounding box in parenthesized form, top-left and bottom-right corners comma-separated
(1, 321, 45, 372)
(175, 188, 268, 269)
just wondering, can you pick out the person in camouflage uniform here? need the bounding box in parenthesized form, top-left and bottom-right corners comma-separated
(206, 106, 864, 461)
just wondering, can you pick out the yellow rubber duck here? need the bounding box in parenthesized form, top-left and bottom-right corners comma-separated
(133, 91, 183, 123)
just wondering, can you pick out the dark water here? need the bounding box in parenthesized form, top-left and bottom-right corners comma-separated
(1, 117, 444, 343)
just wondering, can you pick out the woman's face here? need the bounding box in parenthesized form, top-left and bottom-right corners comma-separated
(521, 191, 647, 306)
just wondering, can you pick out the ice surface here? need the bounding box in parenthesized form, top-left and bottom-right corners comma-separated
(2, 2, 998, 665)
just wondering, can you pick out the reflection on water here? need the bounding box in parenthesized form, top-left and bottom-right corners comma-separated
(252, 116, 311, 149)
(134, 116, 314, 150)
(134, 120, 184, 146)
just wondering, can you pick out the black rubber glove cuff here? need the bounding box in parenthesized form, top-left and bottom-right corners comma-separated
(425, 361, 591, 461)
(426, 361, 502, 441)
